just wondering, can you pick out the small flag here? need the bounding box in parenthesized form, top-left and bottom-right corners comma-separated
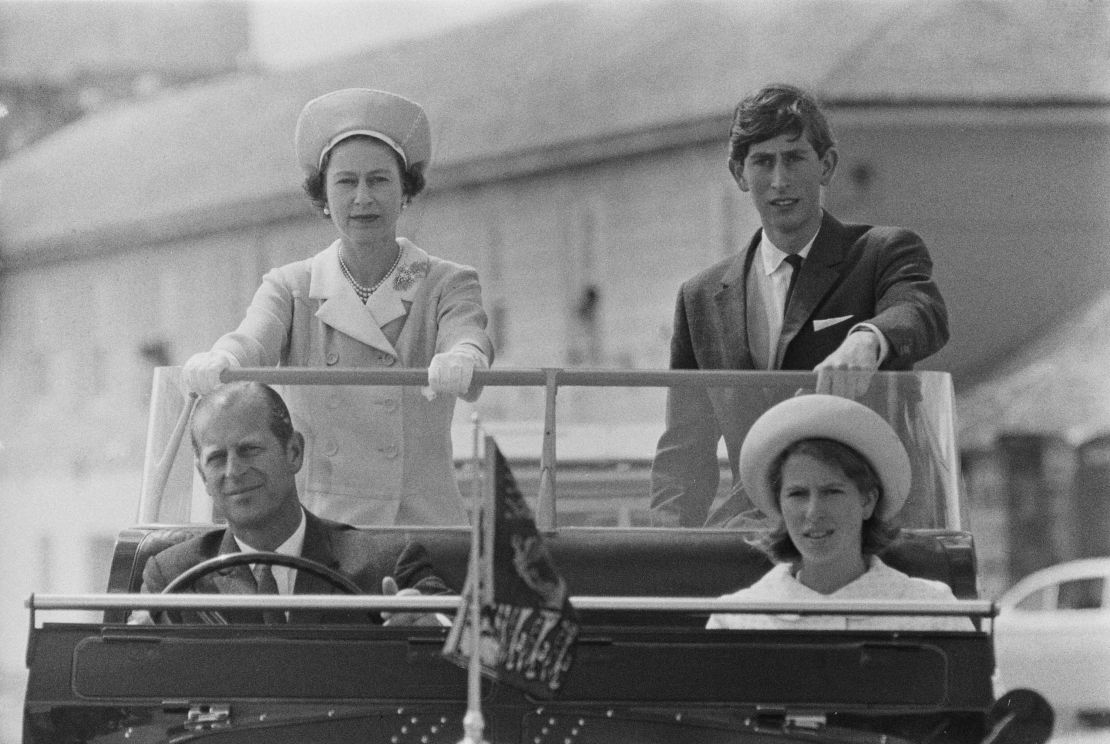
(443, 437, 579, 698)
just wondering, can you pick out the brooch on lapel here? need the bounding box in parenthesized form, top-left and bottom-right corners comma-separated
(393, 259, 430, 292)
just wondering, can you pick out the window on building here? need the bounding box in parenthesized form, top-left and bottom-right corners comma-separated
(36, 533, 53, 591)
(85, 533, 117, 595)
(484, 221, 507, 356)
(138, 339, 171, 368)
(89, 345, 108, 397)
(566, 209, 603, 365)
(490, 302, 509, 355)
(30, 350, 50, 397)
(567, 284, 602, 365)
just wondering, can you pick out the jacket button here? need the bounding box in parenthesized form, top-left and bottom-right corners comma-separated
(382, 398, 398, 412)
(322, 439, 338, 456)
(326, 351, 339, 365)
(380, 443, 399, 459)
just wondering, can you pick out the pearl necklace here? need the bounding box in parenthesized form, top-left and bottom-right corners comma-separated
(339, 249, 402, 303)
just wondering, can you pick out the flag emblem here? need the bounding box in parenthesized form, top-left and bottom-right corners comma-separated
(444, 438, 579, 698)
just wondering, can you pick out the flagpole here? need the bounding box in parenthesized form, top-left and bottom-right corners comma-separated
(459, 413, 488, 744)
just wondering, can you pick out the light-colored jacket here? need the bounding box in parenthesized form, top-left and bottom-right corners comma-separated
(212, 238, 493, 525)
(706, 556, 974, 631)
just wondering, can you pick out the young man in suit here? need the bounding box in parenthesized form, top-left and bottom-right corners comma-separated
(650, 83, 949, 528)
(135, 381, 449, 624)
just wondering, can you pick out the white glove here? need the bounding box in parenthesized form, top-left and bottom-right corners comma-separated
(380, 576, 451, 627)
(181, 350, 238, 395)
(422, 347, 484, 401)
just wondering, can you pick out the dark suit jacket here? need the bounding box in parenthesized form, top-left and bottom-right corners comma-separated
(140, 509, 449, 624)
(650, 211, 949, 527)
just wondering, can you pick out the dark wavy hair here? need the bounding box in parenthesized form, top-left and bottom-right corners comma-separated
(728, 83, 836, 166)
(758, 438, 898, 563)
(302, 134, 427, 216)
(190, 381, 295, 454)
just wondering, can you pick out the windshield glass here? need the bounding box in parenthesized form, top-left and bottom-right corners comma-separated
(140, 368, 963, 532)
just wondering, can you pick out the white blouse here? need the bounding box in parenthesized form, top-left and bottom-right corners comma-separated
(707, 556, 975, 631)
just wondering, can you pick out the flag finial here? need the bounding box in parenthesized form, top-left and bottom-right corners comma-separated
(457, 709, 488, 744)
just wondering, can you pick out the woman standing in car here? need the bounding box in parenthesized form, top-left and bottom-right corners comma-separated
(182, 89, 493, 527)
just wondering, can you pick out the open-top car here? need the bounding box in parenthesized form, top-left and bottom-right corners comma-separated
(23, 368, 1050, 744)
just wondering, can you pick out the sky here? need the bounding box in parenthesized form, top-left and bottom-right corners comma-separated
(249, 0, 560, 69)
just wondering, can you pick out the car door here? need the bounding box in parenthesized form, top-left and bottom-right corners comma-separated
(995, 569, 1110, 728)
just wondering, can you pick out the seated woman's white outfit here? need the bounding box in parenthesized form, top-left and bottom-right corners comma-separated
(707, 555, 974, 631)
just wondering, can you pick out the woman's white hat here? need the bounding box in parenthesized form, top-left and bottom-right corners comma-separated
(294, 88, 431, 174)
(738, 394, 911, 521)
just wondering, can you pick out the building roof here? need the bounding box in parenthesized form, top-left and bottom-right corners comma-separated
(957, 291, 1110, 450)
(1, 0, 1107, 261)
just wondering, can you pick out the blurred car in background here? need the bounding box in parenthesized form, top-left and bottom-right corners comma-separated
(994, 557, 1110, 733)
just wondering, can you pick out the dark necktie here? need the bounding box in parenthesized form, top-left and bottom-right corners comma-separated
(253, 564, 286, 624)
(783, 254, 804, 312)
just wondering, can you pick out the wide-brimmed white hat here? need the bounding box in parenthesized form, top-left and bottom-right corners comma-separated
(294, 88, 431, 174)
(738, 394, 911, 521)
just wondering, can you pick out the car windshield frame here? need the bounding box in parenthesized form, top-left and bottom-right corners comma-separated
(138, 366, 966, 532)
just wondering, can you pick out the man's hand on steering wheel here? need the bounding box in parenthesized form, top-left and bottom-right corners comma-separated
(156, 552, 364, 625)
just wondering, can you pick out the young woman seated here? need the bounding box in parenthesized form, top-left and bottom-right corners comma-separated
(707, 394, 973, 631)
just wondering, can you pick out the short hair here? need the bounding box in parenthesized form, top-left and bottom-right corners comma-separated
(190, 381, 295, 455)
(302, 134, 427, 216)
(728, 83, 836, 165)
(758, 438, 898, 563)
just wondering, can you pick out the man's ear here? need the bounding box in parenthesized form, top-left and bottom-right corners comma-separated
(286, 432, 305, 474)
(819, 147, 839, 186)
(729, 158, 749, 192)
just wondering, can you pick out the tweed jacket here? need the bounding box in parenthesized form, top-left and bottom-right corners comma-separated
(212, 238, 493, 526)
(139, 510, 449, 624)
(706, 556, 974, 631)
(650, 211, 949, 527)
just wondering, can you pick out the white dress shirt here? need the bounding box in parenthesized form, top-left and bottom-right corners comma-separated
(234, 508, 308, 595)
(748, 234, 815, 369)
(752, 232, 889, 367)
(706, 556, 974, 631)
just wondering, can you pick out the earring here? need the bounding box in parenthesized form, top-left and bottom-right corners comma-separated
(323, 207, 330, 216)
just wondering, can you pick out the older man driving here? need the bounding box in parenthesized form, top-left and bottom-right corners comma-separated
(132, 381, 450, 625)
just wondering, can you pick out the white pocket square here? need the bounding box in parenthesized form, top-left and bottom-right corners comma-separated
(813, 315, 853, 332)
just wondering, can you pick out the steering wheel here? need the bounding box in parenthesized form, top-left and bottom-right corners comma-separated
(159, 551, 365, 624)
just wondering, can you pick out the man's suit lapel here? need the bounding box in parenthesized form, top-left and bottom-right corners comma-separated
(775, 211, 847, 367)
(205, 531, 265, 624)
(714, 233, 760, 369)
